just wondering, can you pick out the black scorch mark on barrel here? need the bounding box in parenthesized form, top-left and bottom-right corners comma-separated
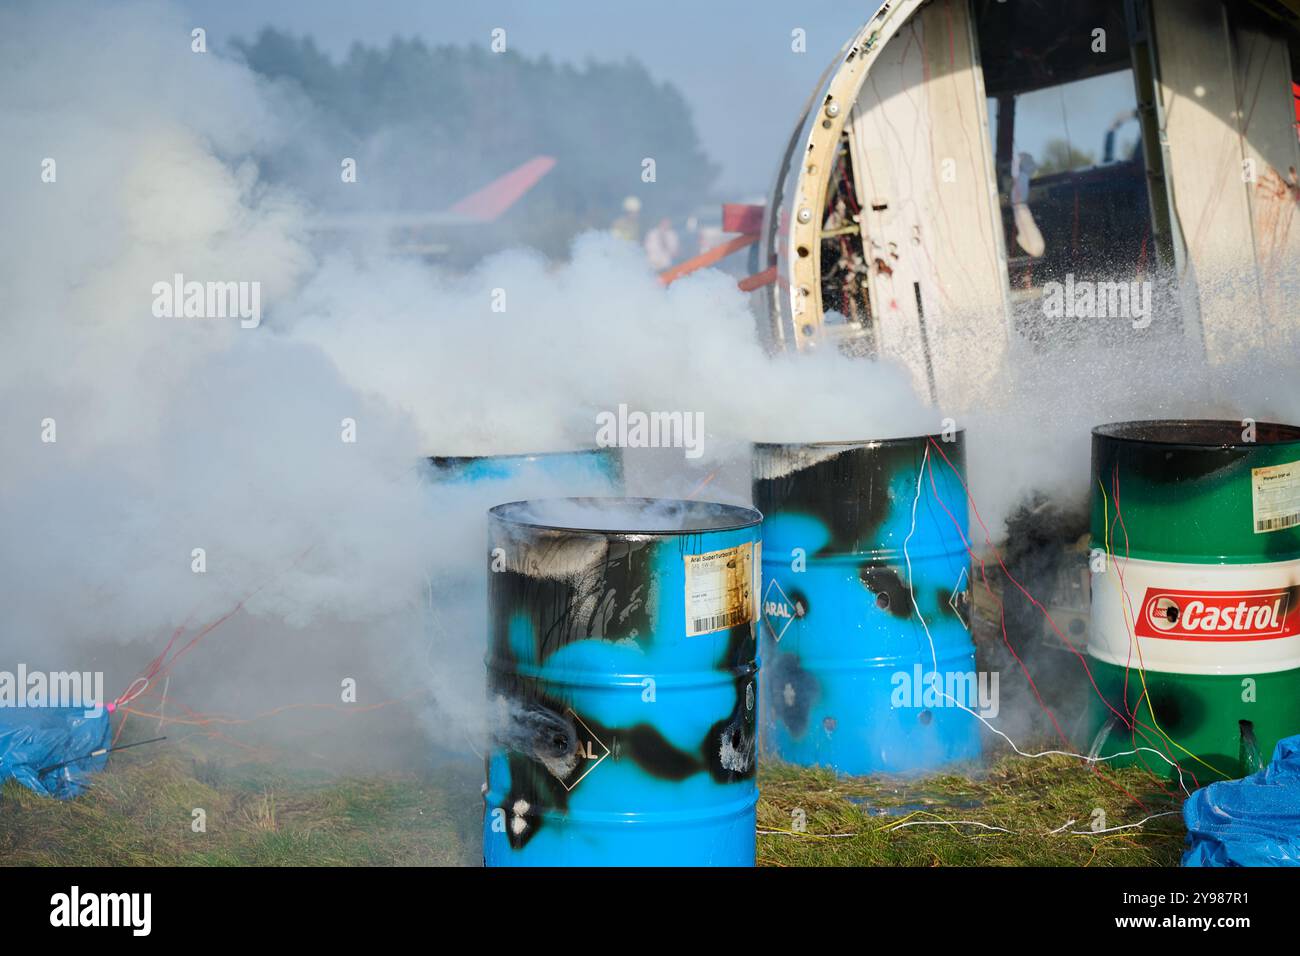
(788, 587, 810, 619)
(753, 439, 956, 556)
(703, 670, 758, 781)
(765, 651, 818, 738)
(616, 723, 702, 781)
(491, 690, 756, 850)
(493, 702, 584, 780)
(1092, 424, 1254, 488)
(488, 536, 658, 667)
(496, 751, 571, 850)
(859, 566, 912, 619)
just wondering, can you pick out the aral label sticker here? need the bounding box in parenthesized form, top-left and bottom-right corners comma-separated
(684, 542, 756, 637)
(1252, 460, 1300, 534)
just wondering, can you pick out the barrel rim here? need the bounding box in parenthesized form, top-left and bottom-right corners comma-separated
(1092, 419, 1300, 448)
(427, 446, 618, 466)
(750, 429, 963, 451)
(489, 496, 763, 535)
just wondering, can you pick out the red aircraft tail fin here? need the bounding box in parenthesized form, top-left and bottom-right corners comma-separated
(447, 156, 557, 223)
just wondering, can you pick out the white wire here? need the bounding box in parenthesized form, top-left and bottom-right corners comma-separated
(1069, 811, 1181, 836)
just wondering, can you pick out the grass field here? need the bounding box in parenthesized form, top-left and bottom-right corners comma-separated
(2, 559, 1193, 866)
(0, 750, 484, 866)
(756, 755, 1185, 867)
(0, 738, 1186, 866)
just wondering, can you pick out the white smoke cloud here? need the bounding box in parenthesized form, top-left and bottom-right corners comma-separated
(9, 0, 1291, 764)
(0, 0, 934, 753)
(0, 2, 443, 755)
(965, 307, 1300, 534)
(285, 236, 934, 456)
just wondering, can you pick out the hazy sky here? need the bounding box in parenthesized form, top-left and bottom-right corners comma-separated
(174, 0, 874, 196)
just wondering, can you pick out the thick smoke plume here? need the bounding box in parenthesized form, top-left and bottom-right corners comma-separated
(0, 0, 931, 759)
(4, 1, 1295, 767)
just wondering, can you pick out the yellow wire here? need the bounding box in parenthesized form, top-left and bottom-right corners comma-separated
(1098, 478, 1232, 781)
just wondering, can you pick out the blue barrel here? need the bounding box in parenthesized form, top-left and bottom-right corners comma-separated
(752, 434, 982, 774)
(425, 447, 623, 490)
(483, 497, 762, 866)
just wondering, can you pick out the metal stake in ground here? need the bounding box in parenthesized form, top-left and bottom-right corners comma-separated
(38, 736, 168, 776)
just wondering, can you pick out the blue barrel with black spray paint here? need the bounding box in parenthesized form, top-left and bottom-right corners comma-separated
(483, 497, 762, 866)
(752, 434, 982, 775)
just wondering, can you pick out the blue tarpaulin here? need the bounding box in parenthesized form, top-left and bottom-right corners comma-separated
(1183, 734, 1300, 866)
(0, 706, 111, 799)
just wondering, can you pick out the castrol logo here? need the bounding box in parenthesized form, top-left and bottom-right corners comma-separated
(1135, 587, 1299, 641)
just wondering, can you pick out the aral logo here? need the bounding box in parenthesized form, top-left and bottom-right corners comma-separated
(763, 579, 797, 642)
(1135, 587, 1299, 641)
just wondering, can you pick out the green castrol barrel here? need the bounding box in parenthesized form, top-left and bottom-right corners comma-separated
(1087, 420, 1300, 782)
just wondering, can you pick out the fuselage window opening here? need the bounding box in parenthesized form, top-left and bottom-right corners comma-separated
(975, 0, 1152, 327)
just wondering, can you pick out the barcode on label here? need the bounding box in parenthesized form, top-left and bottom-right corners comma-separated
(690, 608, 749, 635)
(1256, 513, 1300, 533)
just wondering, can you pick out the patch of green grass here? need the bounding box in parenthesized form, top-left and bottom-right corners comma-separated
(755, 753, 1186, 867)
(1, 740, 1187, 867)
(0, 748, 482, 867)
